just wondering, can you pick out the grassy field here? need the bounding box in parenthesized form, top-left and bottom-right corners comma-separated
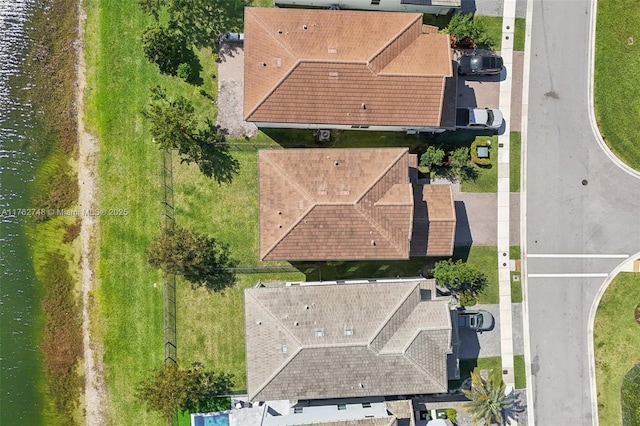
(594, 273, 640, 425)
(594, 1, 640, 170)
(514, 355, 526, 389)
(510, 132, 521, 192)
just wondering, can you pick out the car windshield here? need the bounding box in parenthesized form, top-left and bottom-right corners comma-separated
(487, 110, 495, 125)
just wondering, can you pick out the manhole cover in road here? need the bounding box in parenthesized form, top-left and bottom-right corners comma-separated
(582, 179, 588, 186)
(635, 304, 640, 325)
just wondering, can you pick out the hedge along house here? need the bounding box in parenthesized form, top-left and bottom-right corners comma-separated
(244, 8, 457, 133)
(259, 148, 456, 261)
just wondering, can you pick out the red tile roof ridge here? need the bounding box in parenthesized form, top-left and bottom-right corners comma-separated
(354, 203, 405, 257)
(259, 154, 316, 259)
(366, 14, 422, 66)
(246, 8, 300, 60)
(354, 148, 409, 204)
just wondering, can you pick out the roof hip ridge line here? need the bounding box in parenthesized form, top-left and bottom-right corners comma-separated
(366, 13, 422, 74)
(246, 291, 304, 400)
(260, 155, 316, 259)
(367, 281, 421, 351)
(244, 8, 301, 121)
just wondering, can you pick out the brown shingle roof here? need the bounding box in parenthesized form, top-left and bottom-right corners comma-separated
(259, 148, 414, 261)
(244, 8, 454, 128)
(244, 278, 454, 401)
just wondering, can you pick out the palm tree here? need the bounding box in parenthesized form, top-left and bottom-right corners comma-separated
(462, 370, 517, 425)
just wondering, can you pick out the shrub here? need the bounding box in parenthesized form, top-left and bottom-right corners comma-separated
(62, 218, 82, 243)
(622, 364, 640, 425)
(177, 62, 192, 81)
(459, 291, 477, 306)
(442, 13, 496, 50)
(471, 139, 492, 166)
(34, 172, 79, 220)
(39, 253, 83, 419)
(445, 408, 458, 424)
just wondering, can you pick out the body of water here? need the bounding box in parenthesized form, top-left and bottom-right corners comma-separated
(0, 0, 47, 423)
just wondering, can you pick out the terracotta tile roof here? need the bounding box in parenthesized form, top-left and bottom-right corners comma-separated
(410, 184, 456, 257)
(244, 278, 455, 401)
(244, 8, 454, 128)
(259, 148, 414, 261)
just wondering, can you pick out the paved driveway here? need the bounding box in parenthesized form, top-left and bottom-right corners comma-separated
(458, 303, 524, 359)
(524, 0, 640, 424)
(217, 45, 258, 138)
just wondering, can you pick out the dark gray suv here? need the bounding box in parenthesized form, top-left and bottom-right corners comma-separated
(458, 54, 503, 76)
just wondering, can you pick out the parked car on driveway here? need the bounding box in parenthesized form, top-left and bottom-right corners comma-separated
(458, 53, 503, 76)
(458, 309, 494, 332)
(456, 107, 503, 130)
(218, 32, 244, 45)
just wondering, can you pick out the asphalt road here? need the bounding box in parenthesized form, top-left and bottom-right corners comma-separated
(525, 0, 640, 424)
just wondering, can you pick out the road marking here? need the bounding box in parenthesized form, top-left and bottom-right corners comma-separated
(527, 253, 629, 259)
(528, 273, 609, 278)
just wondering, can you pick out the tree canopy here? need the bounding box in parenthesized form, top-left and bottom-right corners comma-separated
(462, 370, 517, 425)
(136, 363, 234, 422)
(139, 0, 242, 50)
(442, 13, 496, 50)
(142, 87, 239, 184)
(147, 223, 236, 292)
(141, 24, 197, 76)
(420, 146, 478, 183)
(432, 259, 487, 298)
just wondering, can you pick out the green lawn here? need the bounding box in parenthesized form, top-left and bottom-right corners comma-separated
(83, 0, 261, 423)
(594, 273, 640, 425)
(513, 18, 526, 52)
(474, 16, 503, 51)
(510, 273, 523, 304)
(510, 132, 521, 192)
(514, 355, 526, 389)
(453, 356, 526, 390)
(461, 136, 499, 193)
(595, 1, 640, 170)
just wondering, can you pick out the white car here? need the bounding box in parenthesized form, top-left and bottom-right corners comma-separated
(456, 107, 503, 130)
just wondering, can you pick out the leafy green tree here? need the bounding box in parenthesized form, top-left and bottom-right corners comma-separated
(420, 145, 446, 178)
(191, 119, 239, 184)
(442, 13, 495, 50)
(448, 146, 479, 183)
(432, 259, 487, 298)
(463, 370, 517, 425)
(142, 87, 239, 183)
(136, 363, 234, 423)
(139, 0, 241, 51)
(143, 86, 198, 151)
(147, 223, 236, 292)
(141, 25, 196, 76)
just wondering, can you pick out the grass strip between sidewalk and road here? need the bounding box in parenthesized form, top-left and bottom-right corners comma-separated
(510, 132, 521, 192)
(594, 273, 640, 425)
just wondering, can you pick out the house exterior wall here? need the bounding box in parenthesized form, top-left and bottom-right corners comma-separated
(273, 0, 459, 15)
(253, 121, 450, 134)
